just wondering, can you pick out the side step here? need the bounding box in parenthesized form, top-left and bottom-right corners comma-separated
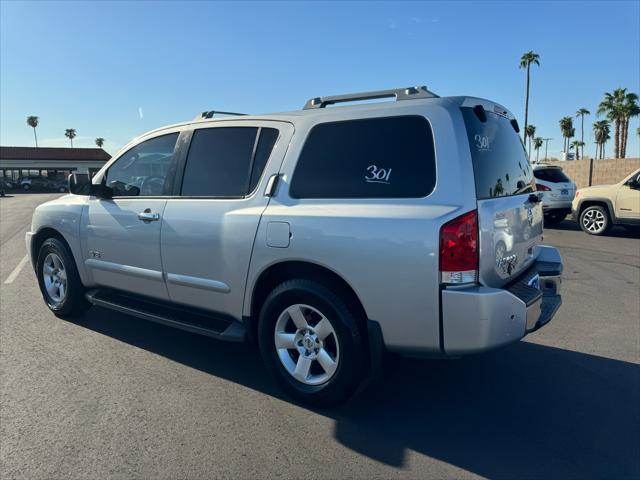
(86, 289, 245, 342)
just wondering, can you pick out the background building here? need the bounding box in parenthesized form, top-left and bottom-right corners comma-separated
(0, 146, 111, 182)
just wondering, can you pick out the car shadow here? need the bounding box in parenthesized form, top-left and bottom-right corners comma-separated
(70, 307, 639, 479)
(545, 219, 640, 238)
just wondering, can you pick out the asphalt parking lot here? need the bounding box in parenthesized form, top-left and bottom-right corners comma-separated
(1, 193, 639, 479)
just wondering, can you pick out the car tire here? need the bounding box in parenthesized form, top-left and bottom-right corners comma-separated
(36, 238, 90, 317)
(258, 279, 366, 407)
(579, 205, 610, 235)
(58, 187, 66, 193)
(23, 184, 30, 191)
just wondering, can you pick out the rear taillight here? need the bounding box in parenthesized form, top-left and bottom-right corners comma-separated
(536, 183, 551, 191)
(440, 210, 478, 285)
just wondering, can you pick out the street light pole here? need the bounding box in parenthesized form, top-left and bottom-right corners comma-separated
(543, 138, 552, 162)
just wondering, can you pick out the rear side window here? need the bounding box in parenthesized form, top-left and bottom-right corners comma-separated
(533, 168, 570, 183)
(461, 107, 535, 199)
(181, 127, 278, 197)
(290, 116, 436, 198)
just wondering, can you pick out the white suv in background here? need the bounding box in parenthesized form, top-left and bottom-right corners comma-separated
(533, 165, 576, 225)
(27, 86, 563, 406)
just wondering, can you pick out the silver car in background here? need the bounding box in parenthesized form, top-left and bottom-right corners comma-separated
(533, 165, 576, 225)
(27, 86, 563, 406)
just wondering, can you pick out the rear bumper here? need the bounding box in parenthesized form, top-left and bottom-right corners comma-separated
(441, 245, 562, 355)
(542, 199, 573, 211)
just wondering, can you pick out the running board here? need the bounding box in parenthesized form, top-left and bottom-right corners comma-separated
(86, 289, 245, 342)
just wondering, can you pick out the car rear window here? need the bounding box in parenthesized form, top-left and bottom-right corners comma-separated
(290, 116, 436, 199)
(461, 106, 535, 199)
(533, 168, 571, 183)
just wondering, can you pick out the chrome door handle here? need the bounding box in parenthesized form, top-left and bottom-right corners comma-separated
(137, 209, 160, 222)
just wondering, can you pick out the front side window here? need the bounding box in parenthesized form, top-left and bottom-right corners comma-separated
(105, 133, 179, 197)
(290, 116, 436, 199)
(181, 127, 278, 197)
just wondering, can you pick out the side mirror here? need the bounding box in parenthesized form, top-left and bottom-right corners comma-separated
(68, 173, 90, 195)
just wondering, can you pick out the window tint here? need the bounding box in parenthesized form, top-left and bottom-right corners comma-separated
(249, 128, 279, 192)
(533, 168, 570, 183)
(461, 107, 535, 199)
(182, 127, 258, 197)
(105, 133, 178, 197)
(290, 116, 436, 198)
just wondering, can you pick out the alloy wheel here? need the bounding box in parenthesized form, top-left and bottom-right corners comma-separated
(274, 304, 340, 386)
(582, 208, 606, 234)
(42, 253, 67, 305)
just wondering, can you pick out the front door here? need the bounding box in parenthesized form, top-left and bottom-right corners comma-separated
(160, 122, 292, 318)
(615, 174, 640, 220)
(83, 132, 180, 300)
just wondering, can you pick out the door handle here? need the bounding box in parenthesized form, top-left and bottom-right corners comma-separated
(137, 209, 160, 222)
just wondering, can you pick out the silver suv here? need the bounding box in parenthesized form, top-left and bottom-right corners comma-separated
(27, 87, 563, 406)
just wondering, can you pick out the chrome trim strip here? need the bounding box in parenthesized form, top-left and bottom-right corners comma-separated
(166, 273, 231, 293)
(85, 259, 164, 282)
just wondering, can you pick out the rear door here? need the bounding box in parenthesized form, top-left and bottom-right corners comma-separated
(160, 121, 293, 318)
(533, 167, 575, 202)
(460, 102, 542, 287)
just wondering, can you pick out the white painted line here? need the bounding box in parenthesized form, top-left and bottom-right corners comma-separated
(4, 254, 29, 284)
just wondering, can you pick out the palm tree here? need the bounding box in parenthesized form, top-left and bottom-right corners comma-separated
(620, 92, 639, 158)
(598, 88, 627, 158)
(576, 108, 590, 160)
(26, 116, 39, 147)
(571, 140, 585, 160)
(559, 116, 574, 154)
(593, 120, 611, 159)
(519, 51, 540, 148)
(64, 128, 77, 147)
(95, 137, 105, 148)
(533, 137, 544, 162)
(525, 124, 536, 159)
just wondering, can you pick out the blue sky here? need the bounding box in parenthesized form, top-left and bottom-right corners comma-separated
(1, 0, 639, 159)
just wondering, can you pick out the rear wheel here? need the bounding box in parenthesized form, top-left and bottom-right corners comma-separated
(579, 205, 610, 235)
(36, 238, 90, 317)
(258, 279, 366, 407)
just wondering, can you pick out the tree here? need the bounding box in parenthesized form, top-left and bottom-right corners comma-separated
(620, 92, 639, 158)
(576, 108, 590, 160)
(525, 124, 536, 159)
(559, 116, 574, 154)
(26, 116, 39, 147)
(533, 137, 544, 162)
(593, 120, 611, 159)
(519, 51, 540, 149)
(571, 140, 585, 160)
(598, 88, 628, 158)
(64, 128, 77, 147)
(95, 137, 105, 148)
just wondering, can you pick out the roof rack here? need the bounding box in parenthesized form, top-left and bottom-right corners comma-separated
(303, 85, 438, 110)
(195, 110, 247, 120)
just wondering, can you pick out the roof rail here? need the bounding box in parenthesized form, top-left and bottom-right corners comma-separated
(303, 85, 438, 110)
(194, 110, 247, 120)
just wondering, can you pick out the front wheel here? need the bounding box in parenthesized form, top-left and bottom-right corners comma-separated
(36, 238, 90, 317)
(258, 279, 366, 407)
(579, 205, 610, 235)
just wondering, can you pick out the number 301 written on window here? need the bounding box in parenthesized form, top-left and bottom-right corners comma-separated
(365, 165, 392, 184)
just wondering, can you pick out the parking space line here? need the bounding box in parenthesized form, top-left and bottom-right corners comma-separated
(4, 255, 29, 284)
